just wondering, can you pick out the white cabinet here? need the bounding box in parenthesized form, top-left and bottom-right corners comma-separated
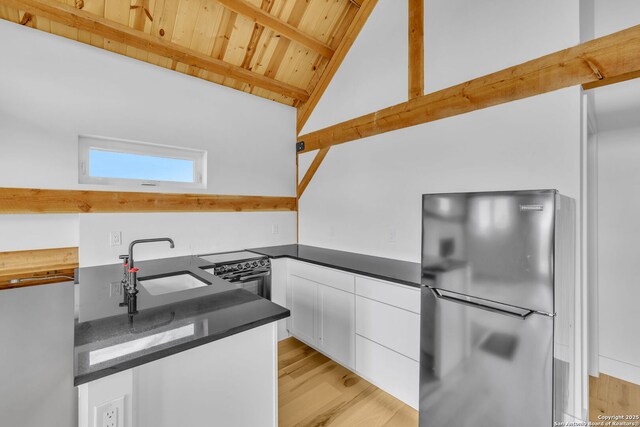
(317, 284, 355, 368)
(284, 260, 420, 408)
(354, 275, 421, 409)
(287, 261, 355, 369)
(355, 295, 420, 361)
(289, 275, 318, 344)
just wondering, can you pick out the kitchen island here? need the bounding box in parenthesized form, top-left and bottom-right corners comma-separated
(75, 255, 289, 427)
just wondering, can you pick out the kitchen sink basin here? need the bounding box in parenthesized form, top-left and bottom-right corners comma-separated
(138, 273, 208, 296)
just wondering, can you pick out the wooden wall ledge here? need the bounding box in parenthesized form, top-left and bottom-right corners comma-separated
(0, 247, 78, 290)
(0, 187, 298, 214)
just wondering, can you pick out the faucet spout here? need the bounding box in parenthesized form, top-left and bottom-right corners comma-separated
(123, 237, 175, 315)
(128, 237, 175, 269)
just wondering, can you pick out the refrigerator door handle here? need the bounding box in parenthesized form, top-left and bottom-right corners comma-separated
(428, 287, 535, 320)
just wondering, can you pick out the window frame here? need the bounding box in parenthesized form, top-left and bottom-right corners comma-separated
(78, 135, 207, 190)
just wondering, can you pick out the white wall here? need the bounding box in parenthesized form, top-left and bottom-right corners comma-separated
(0, 18, 297, 426)
(0, 18, 296, 253)
(424, 0, 579, 94)
(594, 0, 640, 37)
(596, 125, 640, 385)
(79, 212, 296, 266)
(0, 20, 295, 196)
(0, 214, 79, 252)
(300, 89, 582, 261)
(300, 0, 407, 134)
(297, 0, 586, 417)
(299, 0, 582, 263)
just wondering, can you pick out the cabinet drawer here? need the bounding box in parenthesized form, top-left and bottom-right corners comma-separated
(355, 335, 419, 409)
(355, 276, 420, 314)
(289, 261, 354, 294)
(355, 296, 420, 361)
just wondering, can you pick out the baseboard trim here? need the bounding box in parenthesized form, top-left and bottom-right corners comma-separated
(599, 355, 640, 385)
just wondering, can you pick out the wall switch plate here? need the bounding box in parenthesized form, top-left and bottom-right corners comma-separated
(271, 224, 279, 235)
(110, 231, 122, 247)
(94, 396, 124, 427)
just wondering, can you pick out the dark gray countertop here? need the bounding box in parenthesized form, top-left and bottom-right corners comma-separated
(74, 255, 289, 386)
(247, 244, 424, 288)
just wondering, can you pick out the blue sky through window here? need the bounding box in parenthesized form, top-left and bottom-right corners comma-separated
(90, 149, 194, 182)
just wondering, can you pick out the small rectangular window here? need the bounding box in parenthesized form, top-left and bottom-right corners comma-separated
(79, 135, 207, 189)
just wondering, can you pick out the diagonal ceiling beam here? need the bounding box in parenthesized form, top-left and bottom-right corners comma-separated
(297, 24, 640, 153)
(215, 0, 334, 59)
(296, 0, 378, 134)
(0, 0, 310, 101)
(297, 147, 330, 198)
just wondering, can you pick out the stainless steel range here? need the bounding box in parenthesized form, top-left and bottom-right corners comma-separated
(198, 251, 271, 299)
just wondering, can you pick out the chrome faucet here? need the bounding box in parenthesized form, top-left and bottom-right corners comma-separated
(123, 237, 175, 315)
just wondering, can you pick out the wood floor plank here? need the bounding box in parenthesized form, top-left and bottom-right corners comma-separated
(279, 340, 640, 426)
(384, 405, 420, 426)
(278, 338, 418, 427)
(589, 374, 640, 423)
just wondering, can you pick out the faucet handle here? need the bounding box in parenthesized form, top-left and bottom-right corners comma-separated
(128, 267, 140, 273)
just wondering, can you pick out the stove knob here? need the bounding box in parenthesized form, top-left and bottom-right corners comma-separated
(252, 261, 258, 267)
(244, 262, 250, 269)
(259, 260, 266, 267)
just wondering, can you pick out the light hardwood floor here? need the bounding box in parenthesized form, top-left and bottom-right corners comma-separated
(590, 374, 640, 422)
(278, 337, 419, 427)
(279, 338, 640, 426)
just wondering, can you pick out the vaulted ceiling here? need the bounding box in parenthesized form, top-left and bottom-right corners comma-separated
(0, 0, 367, 107)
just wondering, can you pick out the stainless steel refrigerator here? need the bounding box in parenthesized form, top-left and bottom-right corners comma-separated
(419, 190, 577, 427)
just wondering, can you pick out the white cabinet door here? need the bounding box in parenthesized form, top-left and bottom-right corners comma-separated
(317, 284, 355, 368)
(289, 275, 317, 345)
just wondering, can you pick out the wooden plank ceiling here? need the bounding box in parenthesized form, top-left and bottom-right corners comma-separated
(0, 0, 363, 106)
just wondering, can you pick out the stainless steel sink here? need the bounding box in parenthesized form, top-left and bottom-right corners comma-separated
(138, 273, 208, 296)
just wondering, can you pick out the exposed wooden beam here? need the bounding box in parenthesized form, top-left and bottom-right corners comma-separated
(215, 0, 334, 59)
(0, 247, 78, 290)
(297, 148, 330, 197)
(298, 24, 640, 153)
(296, 0, 378, 134)
(408, 0, 424, 99)
(582, 69, 640, 90)
(0, 188, 297, 214)
(0, 0, 310, 102)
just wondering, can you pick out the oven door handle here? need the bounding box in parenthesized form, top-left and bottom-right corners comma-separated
(239, 271, 270, 282)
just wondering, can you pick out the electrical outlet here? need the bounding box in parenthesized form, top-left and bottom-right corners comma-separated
(109, 231, 122, 247)
(103, 406, 117, 427)
(271, 224, 279, 235)
(94, 396, 124, 427)
(387, 228, 397, 244)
